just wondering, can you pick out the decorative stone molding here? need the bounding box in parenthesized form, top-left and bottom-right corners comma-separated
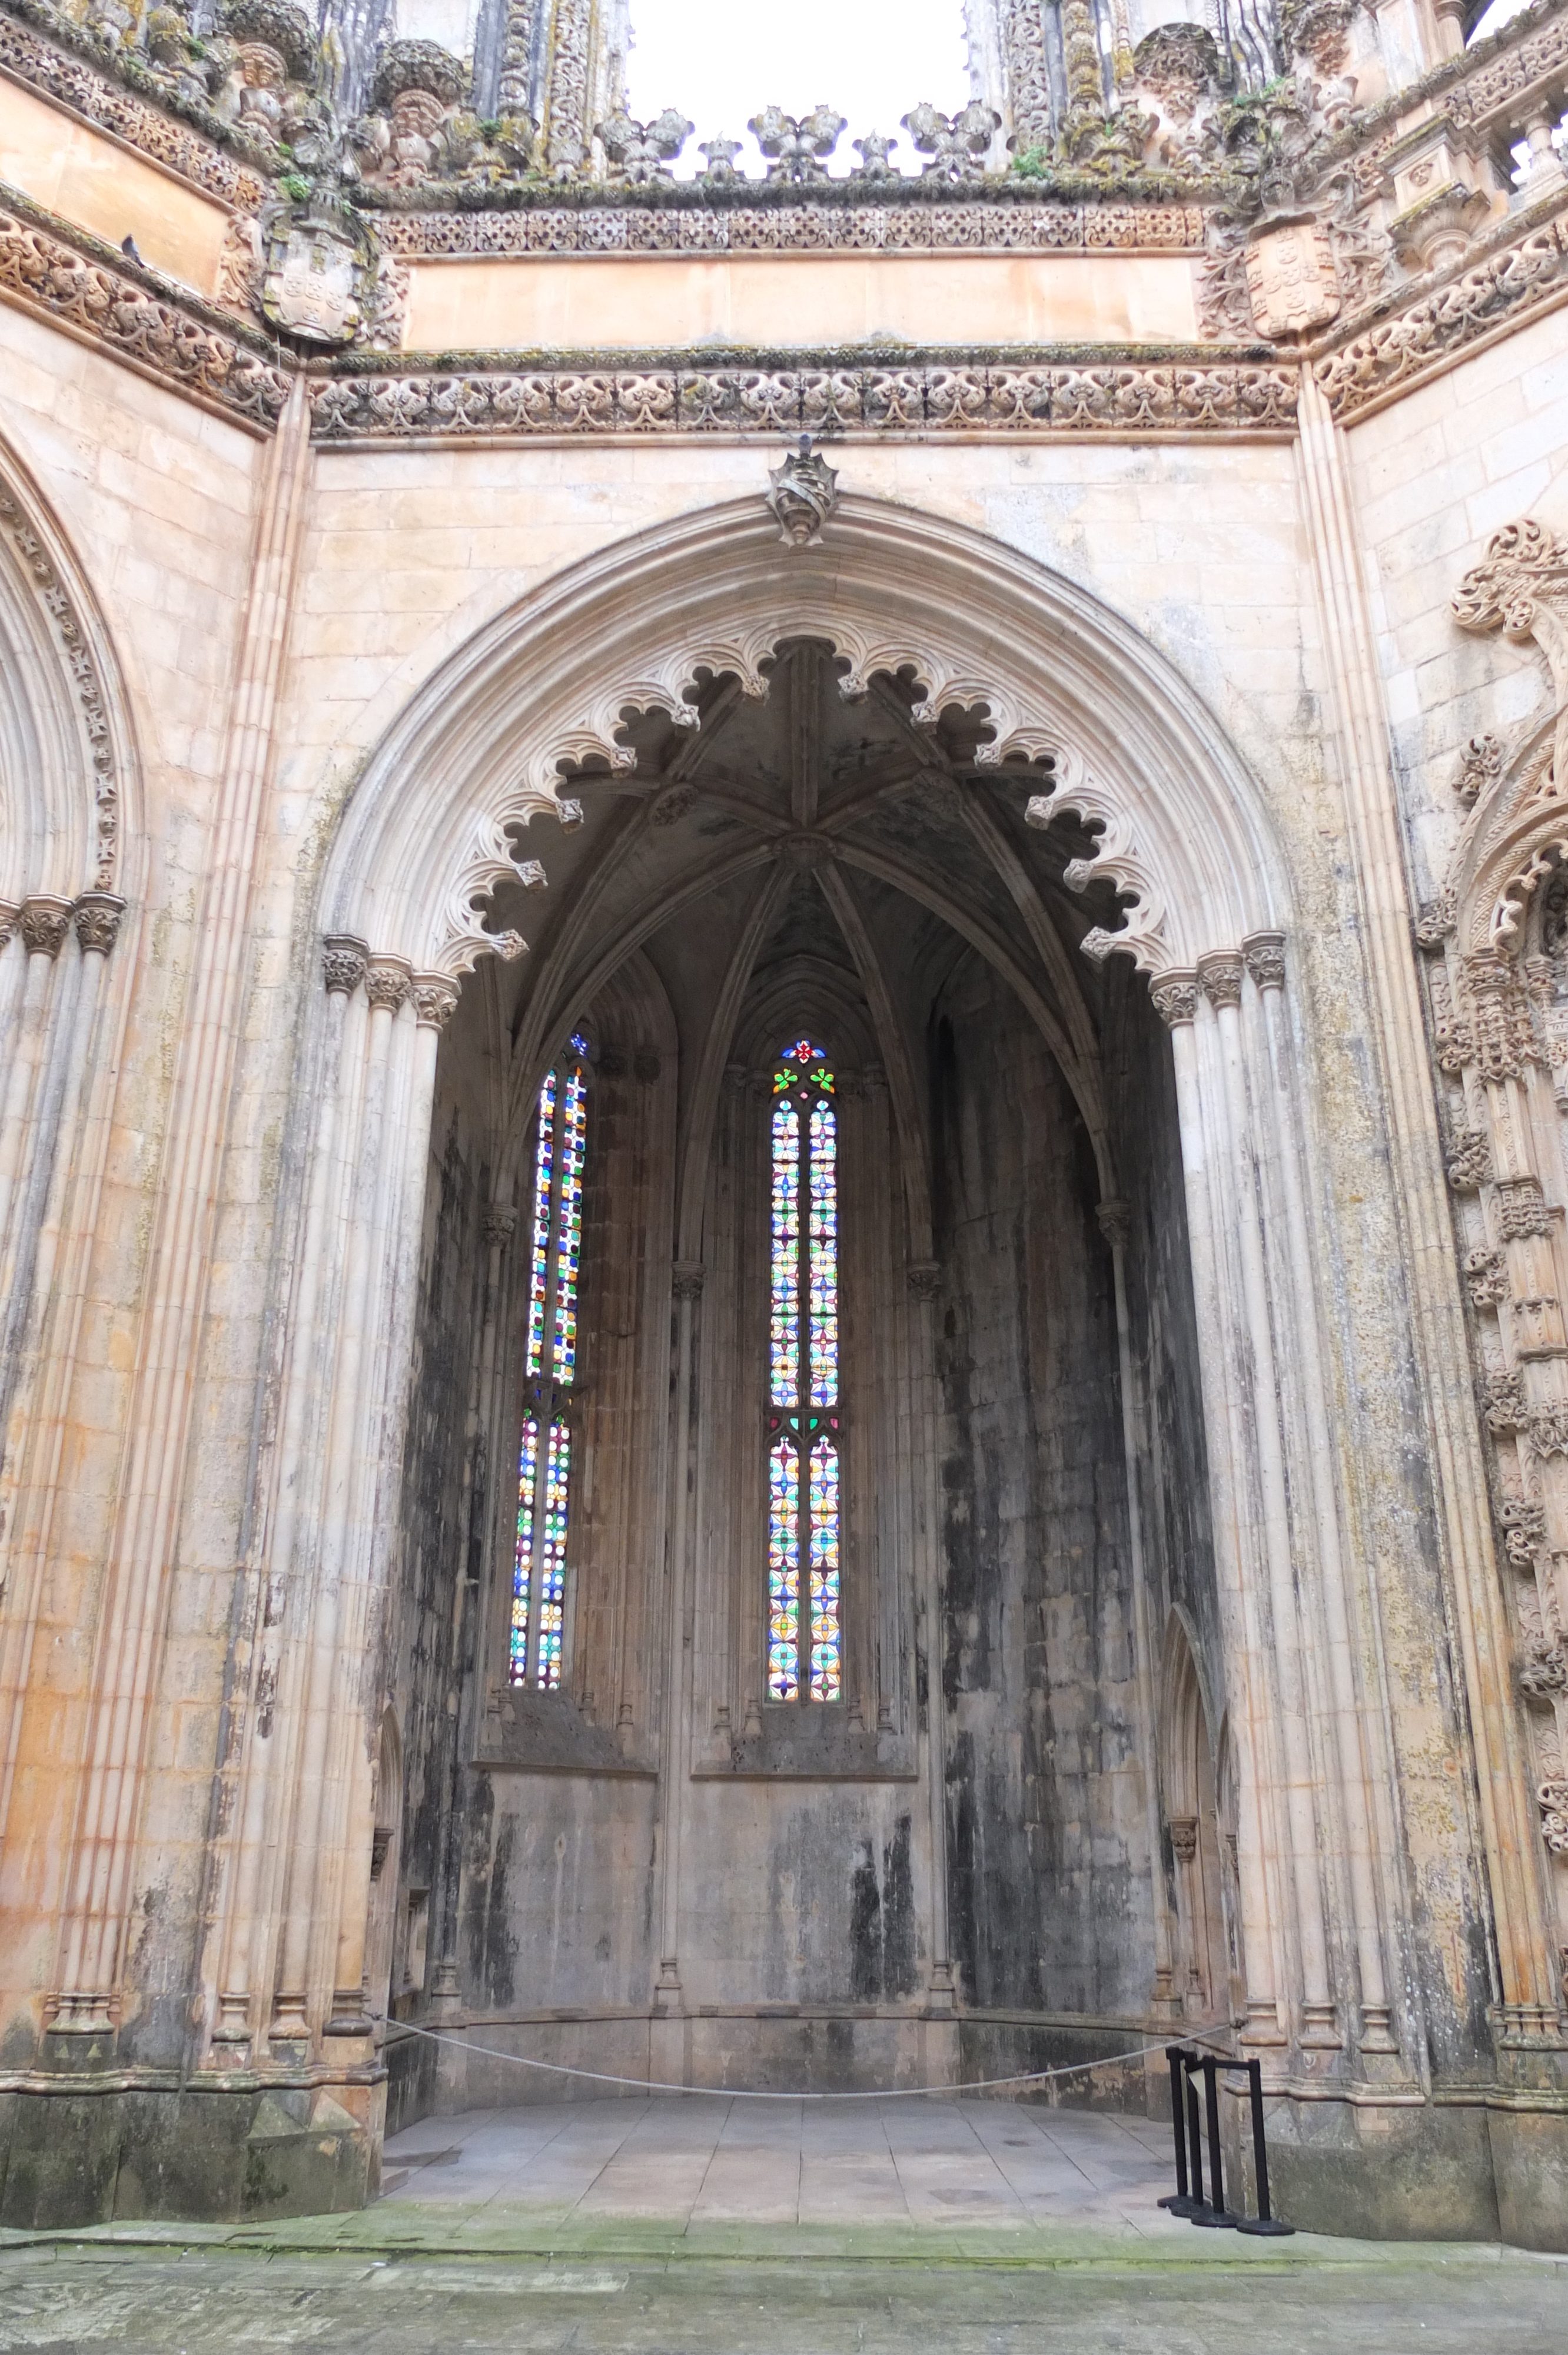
(308, 363, 1299, 444)
(1480, 1368, 1526, 1432)
(367, 203, 1207, 259)
(321, 936, 368, 994)
(1519, 1639, 1568, 1699)
(0, 483, 118, 888)
(1498, 1494, 1546, 1567)
(1446, 7, 1568, 133)
(434, 812, 539, 975)
(1150, 973, 1200, 1028)
(1197, 950, 1244, 1010)
(1000, 0, 1054, 150)
(18, 895, 73, 957)
(1538, 1780, 1568, 1856)
(1527, 1407, 1568, 1458)
(0, 209, 290, 430)
(72, 891, 124, 954)
(1465, 1245, 1509, 1307)
(1315, 222, 1568, 426)
(1453, 519, 1568, 811)
(1243, 930, 1287, 990)
(765, 440, 839, 546)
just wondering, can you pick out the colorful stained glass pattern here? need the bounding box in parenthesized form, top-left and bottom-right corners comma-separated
(536, 1422, 570, 1689)
(553, 1066, 587, 1384)
(768, 1438, 800, 1701)
(770, 1102, 800, 1407)
(807, 1437, 841, 1702)
(512, 1045, 588, 1687)
(525, 1070, 556, 1379)
(808, 1102, 838, 1406)
(511, 1417, 540, 1680)
(767, 1037, 842, 1703)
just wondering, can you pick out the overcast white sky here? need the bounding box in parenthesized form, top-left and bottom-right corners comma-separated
(623, 0, 971, 177)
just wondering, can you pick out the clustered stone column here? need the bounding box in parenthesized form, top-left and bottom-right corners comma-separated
(1150, 931, 1398, 2067)
(202, 940, 458, 2069)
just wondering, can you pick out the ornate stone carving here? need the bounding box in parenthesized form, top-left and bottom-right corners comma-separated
(1243, 931, 1286, 990)
(1317, 225, 1568, 425)
(596, 110, 693, 186)
(544, 0, 593, 177)
(413, 972, 461, 1029)
(698, 138, 743, 184)
(73, 892, 124, 955)
(749, 105, 848, 182)
(1132, 23, 1222, 110)
(901, 102, 1001, 181)
(1198, 950, 1244, 1010)
(1519, 1638, 1568, 1700)
(906, 1261, 942, 1301)
(1447, 1126, 1491, 1190)
(1457, 735, 1504, 807)
(1454, 520, 1568, 811)
(483, 1205, 519, 1248)
(370, 203, 1207, 260)
(322, 937, 368, 994)
(650, 784, 696, 828)
(310, 361, 1297, 443)
(19, 897, 72, 958)
(1495, 1178, 1552, 1241)
(364, 959, 412, 1013)
(1537, 1780, 1568, 1856)
(1095, 1198, 1131, 1249)
(998, 0, 1053, 151)
(852, 132, 898, 181)
(0, 484, 118, 888)
(671, 1261, 706, 1301)
(1244, 220, 1340, 340)
(1168, 1816, 1199, 1863)
(261, 205, 368, 347)
(766, 438, 839, 546)
(1528, 1408, 1568, 1459)
(1150, 973, 1200, 1029)
(0, 212, 290, 429)
(1480, 1368, 1526, 1432)
(1465, 1246, 1509, 1307)
(1498, 1494, 1546, 1567)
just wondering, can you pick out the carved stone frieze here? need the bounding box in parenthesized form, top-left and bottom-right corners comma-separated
(1498, 1494, 1546, 1567)
(1445, 7, 1568, 133)
(1315, 223, 1568, 424)
(0, 4, 270, 205)
(544, 0, 592, 177)
(1453, 519, 1568, 813)
(0, 210, 290, 430)
(1527, 1407, 1568, 1458)
(1000, 0, 1054, 151)
(309, 363, 1298, 442)
(367, 204, 1207, 260)
(1495, 1177, 1553, 1241)
(1480, 1367, 1526, 1432)
(1447, 1125, 1491, 1190)
(0, 483, 117, 888)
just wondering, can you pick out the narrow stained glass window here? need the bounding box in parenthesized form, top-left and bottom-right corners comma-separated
(512, 1037, 589, 1688)
(766, 1037, 842, 1704)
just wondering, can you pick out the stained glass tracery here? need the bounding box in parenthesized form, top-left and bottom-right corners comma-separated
(767, 1038, 841, 1704)
(512, 1041, 589, 1688)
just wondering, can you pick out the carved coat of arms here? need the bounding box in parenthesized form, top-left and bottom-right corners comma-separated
(262, 216, 364, 346)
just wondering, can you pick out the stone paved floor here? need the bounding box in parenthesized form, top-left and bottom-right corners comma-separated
(0, 2101, 1563, 2351)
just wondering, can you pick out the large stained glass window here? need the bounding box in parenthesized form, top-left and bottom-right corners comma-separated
(767, 1038, 842, 1703)
(511, 1037, 589, 1688)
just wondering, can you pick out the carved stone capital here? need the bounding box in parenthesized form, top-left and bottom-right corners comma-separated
(1496, 1177, 1552, 1241)
(365, 957, 413, 1014)
(672, 1261, 705, 1301)
(1167, 1815, 1198, 1864)
(322, 936, 369, 996)
(906, 1260, 942, 1302)
(1095, 1198, 1131, 1249)
(484, 1204, 519, 1249)
(413, 971, 460, 1030)
(73, 892, 125, 957)
(1150, 971, 1199, 1029)
(1243, 930, 1287, 991)
(1198, 950, 1244, 1011)
(0, 902, 18, 951)
(19, 896, 74, 959)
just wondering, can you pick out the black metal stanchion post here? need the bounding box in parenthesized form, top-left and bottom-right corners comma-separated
(1190, 2053, 1240, 2226)
(1185, 2059, 1208, 2218)
(1234, 2056, 1294, 2236)
(1158, 2046, 1202, 2217)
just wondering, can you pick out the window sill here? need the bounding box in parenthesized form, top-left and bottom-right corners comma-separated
(692, 1710, 915, 1782)
(475, 1686, 656, 1777)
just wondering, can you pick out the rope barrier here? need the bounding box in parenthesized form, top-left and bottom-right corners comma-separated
(376, 2014, 1197, 2102)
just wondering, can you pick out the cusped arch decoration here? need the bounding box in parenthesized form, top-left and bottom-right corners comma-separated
(0, 437, 138, 910)
(317, 496, 1287, 986)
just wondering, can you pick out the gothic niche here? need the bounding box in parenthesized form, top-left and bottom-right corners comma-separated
(378, 638, 1223, 2103)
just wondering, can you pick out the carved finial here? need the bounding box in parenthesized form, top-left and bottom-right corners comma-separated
(766, 435, 839, 548)
(901, 99, 999, 179)
(595, 108, 693, 184)
(697, 136, 743, 184)
(852, 130, 899, 180)
(748, 103, 846, 181)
